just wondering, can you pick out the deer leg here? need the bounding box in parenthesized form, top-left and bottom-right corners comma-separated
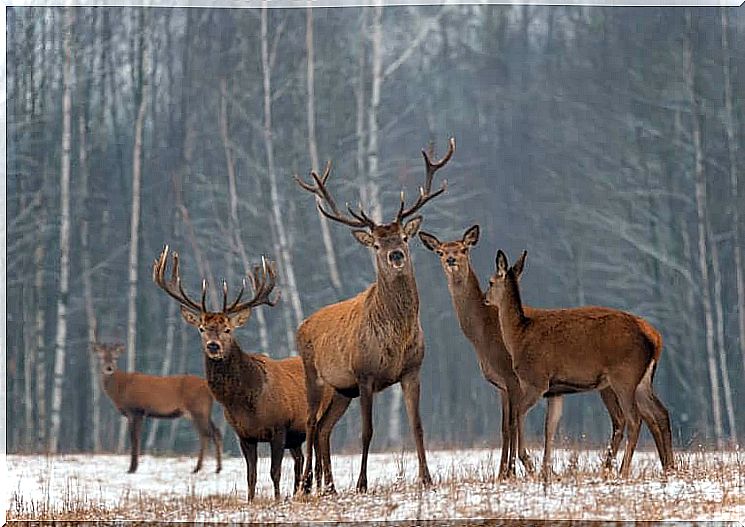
(497, 389, 511, 479)
(613, 385, 641, 479)
(210, 420, 223, 474)
(599, 388, 624, 472)
(635, 384, 674, 471)
(194, 433, 207, 474)
(239, 438, 258, 501)
(290, 446, 304, 495)
(317, 391, 352, 494)
(542, 396, 563, 483)
(301, 362, 322, 494)
(269, 431, 286, 500)
(517, 401, 535, 475)
(401, 372, 432, 488)
(356, 377, 376, 493)
(650, 391, 674, 471)
(127, 413, 143, 474)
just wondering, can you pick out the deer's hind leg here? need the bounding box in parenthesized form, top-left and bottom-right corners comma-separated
(317, 390, 352, 494)
(611, 383, 642, 479)
(541, 395, 563, 482)
(269, 430, 286, 500)
(290, 446, 304, 494)
(300, 357, 323, 494)
(634, 367, 674, 471)
(599, 388, 625, 471)
(497, 389, 512, 479)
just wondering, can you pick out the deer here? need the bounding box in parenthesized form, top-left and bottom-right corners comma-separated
(293, 137, 455, 494)
(152, 247, 331, 501)
(484, 249, 675, 479)
(418, 225, 626, 479)
(93, 342, 222, 474)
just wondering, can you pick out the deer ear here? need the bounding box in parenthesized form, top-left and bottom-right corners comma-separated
(403, 215, 423, 237)
(180, 306, 201, 327)
(418, 231, 441, 252)
(352, 230, 375, 247)
(230, 308, 252, 328)
(512, 250, 527, 279)
(462, 225, 480, 247)
(496, 250, 509, 277)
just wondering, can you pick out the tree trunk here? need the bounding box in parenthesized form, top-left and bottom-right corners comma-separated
(79, 100, 101, 453)
(366, 3, 384, 223)
(685, 10, 723, 447)
(721, 9, 745, 379)
(261, 5, 303, 353)
(48, 7, 74, 454)
(120, 14, 148, 451)
(145, 300, 177, 451)
(168, 320, 189, 451)
(218, 77, 270, 353)
(306, 7, 342, 293)
(710, 232, 737, 445)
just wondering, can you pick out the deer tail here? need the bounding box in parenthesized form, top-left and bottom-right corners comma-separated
(637, 318, 663, 364)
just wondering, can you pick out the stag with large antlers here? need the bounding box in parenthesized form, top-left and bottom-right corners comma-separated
(418, 226, 626, 479)
(153, 247, 330, 501)
(484, 249, 674, 478)
(294, 138, 455, 494)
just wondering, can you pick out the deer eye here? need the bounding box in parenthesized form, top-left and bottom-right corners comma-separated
(402, 235, 408, 242)
(198, 327, 205, 333)
(224, 328, 231, 334)
(436, 250, 443, 256)
(373, 244, 380, 250)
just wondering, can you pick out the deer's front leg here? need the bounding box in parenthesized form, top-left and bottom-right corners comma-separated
(127, 413, 144, 474)
(356, 376, 375, 493)
(400, 371, 432, 487)
(239, 438, 258, 501)
(269, 430, 286, 500)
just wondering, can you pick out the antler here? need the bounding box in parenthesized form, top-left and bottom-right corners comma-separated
(152, 245, 207, 313)
(397, 137, 455, 222)
(295, 160, 376, 229)
(223, 256, 281, 314)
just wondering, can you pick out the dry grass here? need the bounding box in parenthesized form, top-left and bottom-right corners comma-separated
(6, 447, 745, 522)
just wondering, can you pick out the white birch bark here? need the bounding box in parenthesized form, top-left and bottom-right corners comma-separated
(261, 5, 303, 352)
(119, 29, 149, 452)
(35, 203, 47, 451)
(685, 10, 723, 447)
(145, 299, 176, 451)
(721, 9, 745, 378)
(366, 3, 384, 223)
(306, 7, 342, 293)
(48, 8, 74, 454)
(79, 107, 101, 452)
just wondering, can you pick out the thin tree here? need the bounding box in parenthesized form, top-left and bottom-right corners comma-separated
(306, 6, 342, 293)
(685, 9, 723, 447)
(48, 7, 74, 453)
(261, 4, 304, 351)
(721, 8, 745, 379)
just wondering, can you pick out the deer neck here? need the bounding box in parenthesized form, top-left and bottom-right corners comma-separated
(203, 339, 265, 407)
(497, 275, 527, 355)
(446, 263, 490, 342)
(101, 370, 127, 402)
(371, 265, 420, 323)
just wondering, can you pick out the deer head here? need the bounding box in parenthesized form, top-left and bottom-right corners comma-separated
(295, 138, 455, 279)
(153, 246, 280, 360)
(93, 343, 124, 376)
(419, 225, 480, 284)
(484, 249, 527, 307)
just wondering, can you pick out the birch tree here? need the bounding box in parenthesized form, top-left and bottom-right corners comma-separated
(48, 7, 74, 454)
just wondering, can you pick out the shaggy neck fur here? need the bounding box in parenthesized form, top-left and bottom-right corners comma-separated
(204, 339, 265, 410)
(446, 262, 491, 342)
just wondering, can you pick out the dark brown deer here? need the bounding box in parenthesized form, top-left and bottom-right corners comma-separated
(152, 248, 330, 500)
(484, 249, 674, 478)
(294, 138, 455, 494)
(93, 342, 222, 474)
(418, 226, 626, 478)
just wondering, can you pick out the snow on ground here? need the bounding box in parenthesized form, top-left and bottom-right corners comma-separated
(5, 447, 745, 521)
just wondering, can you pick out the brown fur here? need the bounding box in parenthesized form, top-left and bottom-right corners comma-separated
(484, 250, 674, 478)
(93, 343, 222, 474)
(153, 248, 331, 501)
(294, 140, 455, 494)
(419, 226, 626, 478)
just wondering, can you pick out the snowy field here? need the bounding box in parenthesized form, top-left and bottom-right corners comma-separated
(5, 447, 745, 522)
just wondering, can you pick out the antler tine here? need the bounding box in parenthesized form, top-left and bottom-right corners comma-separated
(222, 280, 228, 312)
(200, 279, 208, 313)
(152, 245, 203, 313)
(224, 278, 246, 313)
(226, 257, 280, 314)
(295, 160, 376, 229)
(398, 137, 455, 222)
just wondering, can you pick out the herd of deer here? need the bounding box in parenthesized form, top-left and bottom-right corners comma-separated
(92, 137, 674, 501)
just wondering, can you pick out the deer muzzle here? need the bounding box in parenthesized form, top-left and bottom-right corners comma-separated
(205, 341, 223, 358)
(388, 249, 406, 269)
